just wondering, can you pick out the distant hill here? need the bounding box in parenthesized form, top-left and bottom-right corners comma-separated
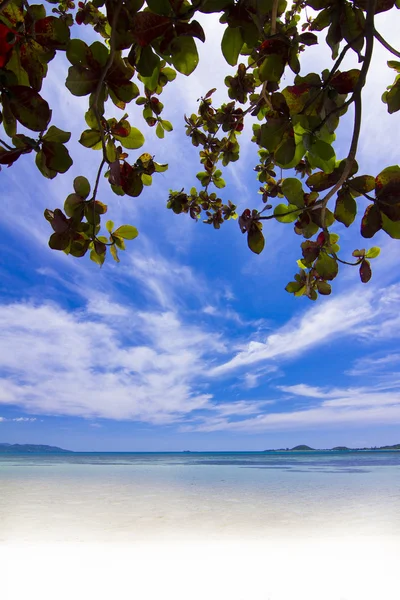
(377, 444, 400, 450)
(263, 444, 400, 452)
(0, 443, 72, 454)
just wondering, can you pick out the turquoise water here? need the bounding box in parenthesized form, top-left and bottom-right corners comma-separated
(1, 451, 399, 541)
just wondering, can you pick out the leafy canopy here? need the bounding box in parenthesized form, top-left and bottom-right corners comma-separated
(1, 0, 399, 298)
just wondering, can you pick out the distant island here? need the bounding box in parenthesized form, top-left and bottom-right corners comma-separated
(0, 443, 72, 454)
(263, 444, 400, 452)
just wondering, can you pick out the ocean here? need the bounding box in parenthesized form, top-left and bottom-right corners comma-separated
(1, 451, 399, 600)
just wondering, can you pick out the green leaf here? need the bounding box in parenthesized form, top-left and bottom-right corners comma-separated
(85, 108, 98, 129)
(161, 119, 173, 132)
(282, 178, 304, 207)
(90, 41, 109, 68)
(110, 244, 120, 263)
(64, 193, 84, 217)
(274, 204, 300, 223)
(66, 65, 99, 96)
(365, 246, 380, 259)
(247, 224, 265, 254)
(170, 36, 199, 76)
(113, 225, 139, 240)
(381, 213, 400, 238)
(106, 139, 117, 162)
(36, 150, 57, 179)
(42, 141, 72, 173)
(259, 120, 291, 153)
(90, 249, 106, 267)
(259, 54, 286, 83)
(315, 253, 338, 280)
(349, 175, 375, 195)
(308, 140, 336, 173)
(317, 281, 332, 295)
(274, 136, 296, 167)
(156, 122, 164, 138)
(297, 259, 307, 270)
(74, 176, 91, 199)
(388, 60, 400, 72)
(79, 129, 102, 149)
(136, 44, 161, 77)
(106, 220, 114, 233)
(114, 127, 144, 149)
(8, 86, 51, 132)
(6, 50, 30, 86)
(221, 26, 243, 66)
(142, 173, 152, 186)
(213, 176, 226, 189)
(334, 190, 357, 227)
(42, 126, 71, 143)
(154, 162, 168, 173)
(49, 232, 70, 251)
(66, 39, 90, 66)
(285, 281, 305, 294)
(383, 78, 400, 114)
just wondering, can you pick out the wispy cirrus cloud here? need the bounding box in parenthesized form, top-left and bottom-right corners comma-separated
(182, 381, 400, 433)
(210, 284, 400, 377)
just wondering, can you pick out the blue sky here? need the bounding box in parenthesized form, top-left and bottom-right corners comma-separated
(1, 11, 399, 451)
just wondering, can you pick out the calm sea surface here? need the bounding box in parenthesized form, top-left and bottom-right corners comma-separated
(1, 451, 399, 541)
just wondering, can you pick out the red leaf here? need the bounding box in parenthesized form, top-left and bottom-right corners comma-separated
(0, 23, 16, 68)
(330, 69, 360, 94)
(174, 20, 205, 43)
(0, 146, 26, 166)
(361, 204, 382, 238)
(359, 259, 372, 283)
(131, 12, 173, 47)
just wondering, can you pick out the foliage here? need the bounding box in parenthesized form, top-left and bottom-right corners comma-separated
(0, 0, 399, 298)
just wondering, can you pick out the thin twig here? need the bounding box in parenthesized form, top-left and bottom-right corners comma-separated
(318, 0, 377, 227)
(301, 39, 360, 116)
(91, 0, 124, 163)
(91, 158, 105, 241)
(91, 159, 106, 203)
(374, 28, 400, 59)
(0, 137, 13, 150)
(334, 255, 363, 267)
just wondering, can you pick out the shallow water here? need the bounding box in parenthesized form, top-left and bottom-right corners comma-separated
(1, 451, 399, 542)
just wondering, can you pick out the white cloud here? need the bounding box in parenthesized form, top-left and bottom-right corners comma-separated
(0, 417, 37, 422)
(211, 289, 374, 376)
(186, 403, 400, 433)
(86, 294, 131, 318)
(347, 353, 400, 377)
(183, 378, 400, 433)
(0, 300, 222, 423)
(210, 284, 400, 377)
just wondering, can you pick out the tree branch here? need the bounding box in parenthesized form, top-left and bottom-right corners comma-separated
(334, 255, 363, 266)
(318, 0, 377, 226)
(300, 46, 351, 115)
(91, 159, 106, 203)
(91, 0, 124, 163)
(0, 137, 13, 150)
(374, 28, 400, 59)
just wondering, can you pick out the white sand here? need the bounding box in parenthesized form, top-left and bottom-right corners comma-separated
(1, 537, 399, 600)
